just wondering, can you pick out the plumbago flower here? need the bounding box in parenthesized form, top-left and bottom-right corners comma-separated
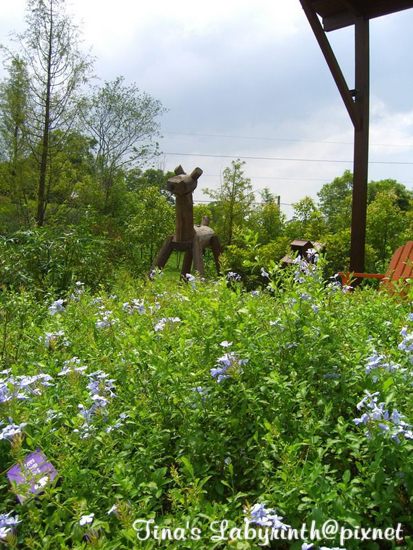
(105, 412, 128, 433)
(122, 299, 145, 315)
(244, 503, 290, 530)
(79, 513, 94, 526)
(210, 344, 248, 383)
(154, 317, 181, 332)
(58, 357, 88, 376)
(0, 421, 27, 441)
(75, 371, 117, 438)
(95, 310, 118, 329)
(399, 326, 413, 361)
(48, 298, 65, 316)
(365, 350, 401, 379)
(0, 372, 54, 403)
(40, 330, 70, 349)
(227, 271, 241, 282)
(69, 281, 85, 301)
(0, 512, 20, 540)
(354, 390, 413, 443)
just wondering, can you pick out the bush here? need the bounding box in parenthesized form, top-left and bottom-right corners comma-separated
(0, 225, 112, 294)
(0, 266, 412, 548)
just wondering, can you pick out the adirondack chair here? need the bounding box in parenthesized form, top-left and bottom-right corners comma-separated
(339, 241, 413, 290)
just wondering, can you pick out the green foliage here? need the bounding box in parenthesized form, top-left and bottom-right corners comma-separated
(366, 191, 407, 271)
(205, 159, 255, 246)
(0, 225, 112, 294)
(80, 76, 165, 210)
(0, 267, 412, 548)
(123, 187, 175, 271)
(318, 170, 353, 233)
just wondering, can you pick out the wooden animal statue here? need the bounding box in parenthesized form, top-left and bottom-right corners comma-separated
(152, 165, 221, 279)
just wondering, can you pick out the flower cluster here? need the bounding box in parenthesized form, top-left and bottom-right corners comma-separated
(244, 503, 290, 530)
(79, 513, 94, 526)
(69, 281, 85, 301)
(399, 326, 413, 361)
(292, 257, 316, 284)
(40, 330, 70, 349)
(122, 299, 145, 315)
(0, 512, 20, 541)
(365, 350, 400, 377)
(0, 420, 27, 441)
(105, 412, 128, 433)
(75, 370, 117, 438)
(95, 310, 118, 329)
(354, 390, 413, 443)
(58, 357, 88, 376)
(154, 317, 181, 332)
(48, 298, 65, 316)
(210, 345, 247, 383)
(226, 271, 241, 282)
(0, 371, 54, 403)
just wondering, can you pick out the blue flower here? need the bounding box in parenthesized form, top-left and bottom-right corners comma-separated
(227, 272, 241, 282)
(245, 503, 290, 530)
(48, 299, 65, 316)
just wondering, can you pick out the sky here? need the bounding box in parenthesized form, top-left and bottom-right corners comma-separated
(1, 0, 413, 216)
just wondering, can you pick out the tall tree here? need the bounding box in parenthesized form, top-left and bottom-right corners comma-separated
(80, 77, 165, 210)
(205, 159, 255, 245)
(10, 0, 92, 226)
(0, 56, 32, 224)
(317, 170, 353, 233)
(366, 190, 407, 269)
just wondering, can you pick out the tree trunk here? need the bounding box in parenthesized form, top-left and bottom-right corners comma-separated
(36, 4, 53, 227)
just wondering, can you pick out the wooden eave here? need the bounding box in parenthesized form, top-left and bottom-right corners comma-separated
(309, 0, 413, 31)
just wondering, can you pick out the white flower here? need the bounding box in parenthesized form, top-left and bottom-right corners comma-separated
(79, 513, 94, 526)
(48, 299, 65, 316)
(0, 526, 11, 540)
(220, 340, 232, 348)
(107, 504, 118, 515)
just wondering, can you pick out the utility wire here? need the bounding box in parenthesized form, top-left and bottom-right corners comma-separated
(165, 151, 413, 166)
(163, 131, 413, 149)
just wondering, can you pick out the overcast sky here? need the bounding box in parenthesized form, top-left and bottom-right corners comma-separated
(1, 0, 413, 215)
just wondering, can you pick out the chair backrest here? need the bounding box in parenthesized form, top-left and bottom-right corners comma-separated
(385, 241, 413, 280)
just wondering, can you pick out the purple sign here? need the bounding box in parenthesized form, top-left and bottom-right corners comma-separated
(7, 449, 58, 503)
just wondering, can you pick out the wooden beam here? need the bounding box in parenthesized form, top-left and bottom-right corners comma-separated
(350, 17, 370, 273)
(299, 0, 359, 128)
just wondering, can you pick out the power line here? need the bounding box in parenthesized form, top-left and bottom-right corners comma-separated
(165, 151, 413, 166)
(163, 131, 413, 149)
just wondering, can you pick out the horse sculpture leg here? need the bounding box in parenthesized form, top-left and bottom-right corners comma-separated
(153, 236, 174, 269)
(181, 248, 193, 279)
(210, 236, 221, 275)
(192, 237, 205, 277)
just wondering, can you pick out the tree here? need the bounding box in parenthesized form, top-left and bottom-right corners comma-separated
(81, 77, 165, 210)
(368, 179, 413, 211)
(366, 191, 407, 269)
(286, 196, 326, 241)
(317, 170, 353, 233)
(124, 186, 174, 267)
(9, 0, 92, 226)
(205, 159, 255, 245)
(248, 188, 284, 244)
(0, 56, 32, 225)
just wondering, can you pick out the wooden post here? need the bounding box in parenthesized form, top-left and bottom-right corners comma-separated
(350, 17, 370, 273)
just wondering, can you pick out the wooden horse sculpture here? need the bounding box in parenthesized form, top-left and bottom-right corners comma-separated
(153, 165, 221, 278)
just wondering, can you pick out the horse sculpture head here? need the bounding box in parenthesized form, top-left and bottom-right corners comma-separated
(167, 165, 203, 196)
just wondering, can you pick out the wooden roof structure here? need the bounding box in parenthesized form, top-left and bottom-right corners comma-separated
(299, 0, 413, 273)
(309, 0, 413, 31)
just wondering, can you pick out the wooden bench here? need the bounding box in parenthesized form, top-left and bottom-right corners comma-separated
(339, 241, 413, 290)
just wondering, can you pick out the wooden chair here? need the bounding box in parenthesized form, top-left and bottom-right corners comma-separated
(339, 241, 413, 290)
